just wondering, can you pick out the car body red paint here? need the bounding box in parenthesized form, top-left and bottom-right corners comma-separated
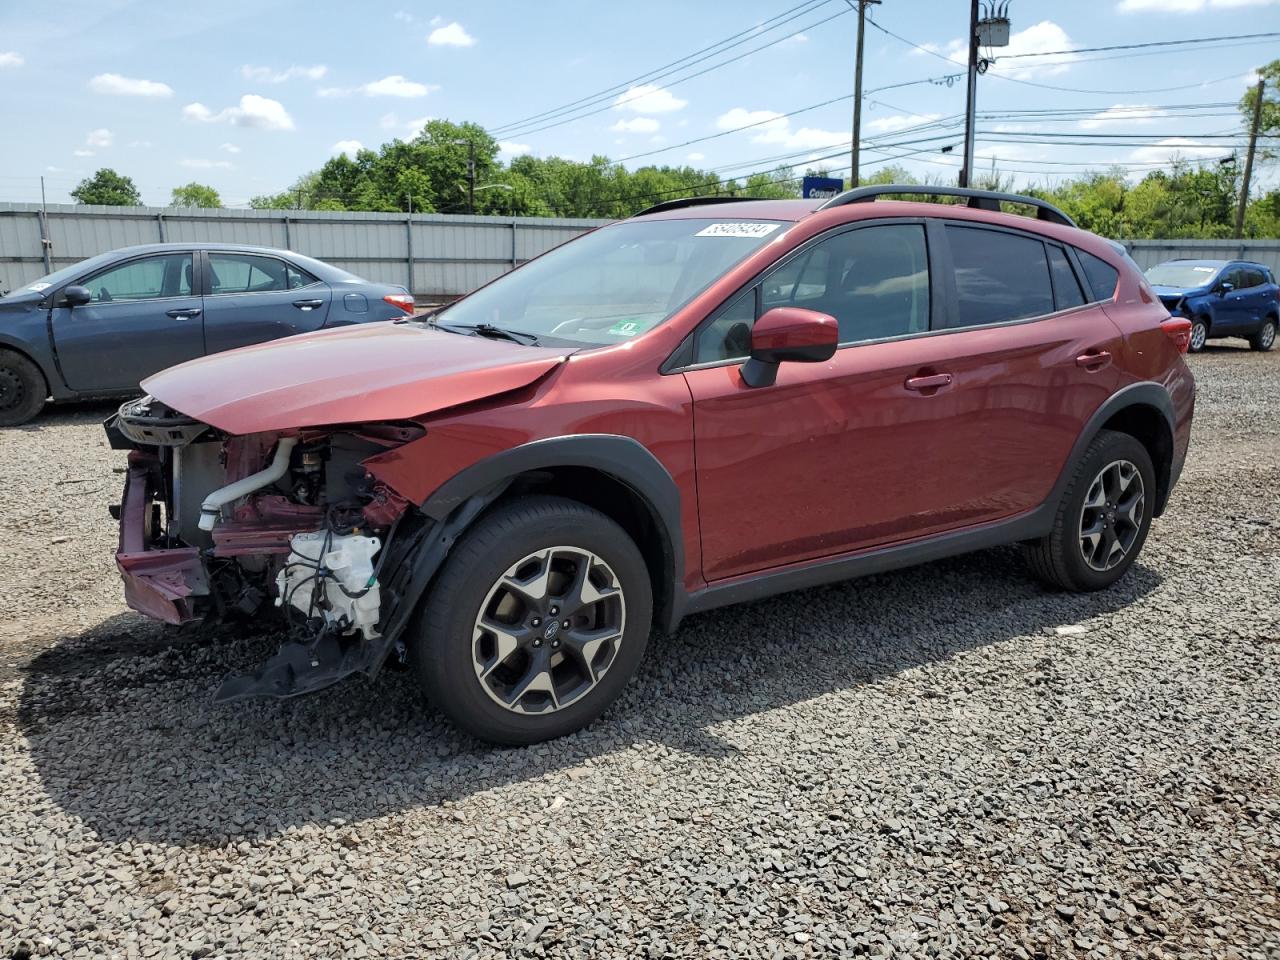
(107, 188, 1194, 735)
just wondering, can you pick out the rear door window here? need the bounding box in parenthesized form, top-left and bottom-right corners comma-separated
(1076, 251, 1120, 303)
(945, 225, 1053, 327)
(1047, 245, 1086, 311)
(208, 253, 292, 295)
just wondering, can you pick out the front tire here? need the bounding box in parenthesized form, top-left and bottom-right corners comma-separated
(1023, 429, 1156, 592)
(1250, 318, 1276, 352)
(0, 350, 47, 427)
(1187, 317, 1209, 353)
(411, 495, 652, 745)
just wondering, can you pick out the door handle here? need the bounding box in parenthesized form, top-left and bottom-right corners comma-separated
(1075, 349, 1112, 371)
(904, 372, 952, 392)
(293, 299, 324, 310)
(166, 308, 201, 319)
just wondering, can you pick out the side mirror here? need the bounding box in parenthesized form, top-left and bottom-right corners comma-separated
(740, 306, 838, 388)
(63, 285, 91, 307)
(1218, 281, 1234, 295)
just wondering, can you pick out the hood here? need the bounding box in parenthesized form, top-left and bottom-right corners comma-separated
(0, 287, 47, 308)
(143, 321, 572, 435)
(1150, 284, 1209, 298)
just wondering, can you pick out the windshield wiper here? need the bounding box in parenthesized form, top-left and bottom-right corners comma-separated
(438, 322, 539, 345)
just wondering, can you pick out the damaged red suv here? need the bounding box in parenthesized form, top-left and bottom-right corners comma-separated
(108, 185, 1195, 745)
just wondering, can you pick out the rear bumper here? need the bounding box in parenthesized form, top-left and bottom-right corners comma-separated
(115, 449, 209, 625)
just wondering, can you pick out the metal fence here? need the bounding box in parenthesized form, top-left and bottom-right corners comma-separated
(3, 203, 1278, 299)
(0, 203, 607, 299)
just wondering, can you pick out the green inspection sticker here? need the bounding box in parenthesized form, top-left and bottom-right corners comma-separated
(607, 319, 644, 337)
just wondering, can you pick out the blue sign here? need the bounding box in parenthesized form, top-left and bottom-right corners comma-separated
(802, 175, 844, 200)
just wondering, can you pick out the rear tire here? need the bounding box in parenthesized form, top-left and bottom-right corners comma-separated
(1249, 318, 1276, 352)
(1022, 429, 1156, 592)
(411, 495, 652, 745)
(1187, 317, 1209, 353)
(0, 350, 47, 427)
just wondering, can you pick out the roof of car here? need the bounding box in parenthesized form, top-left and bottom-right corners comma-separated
(636, 198, 823, 221)
(59, 242, 363, 284)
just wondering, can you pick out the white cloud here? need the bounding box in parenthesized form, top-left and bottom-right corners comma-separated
(612, 116, 660, 134)
(688, 152, 705, 161)
(927, 21, 1078, 79)
(330, 139, 364, 158)
(716, 106, 845, 151)
(782, 33, 809, 44)
(1119, 0, 1276, 10)
(363, 75, 436, 97)
(72, 149, 94, 157)
(403, 116, 433, 137)
(427, 21, 475, 46)
(0, 52, 22, 68)
(182, 95, 295, 131)
(868, 113, 941, 133)
(240, 64, 327, 83)
(89, 73, 174, 97)
(498, 141, 531, 156)
(614, 83, 687, 114)
(85, 128, 113, 148)
(1129, 137, 1225, 165)
(1079, 104, 1168, 129)
(219, 142, 241, 153)
(180, 157, 233, 169)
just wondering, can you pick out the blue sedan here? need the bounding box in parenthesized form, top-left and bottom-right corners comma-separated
(0, 243, 415, 425)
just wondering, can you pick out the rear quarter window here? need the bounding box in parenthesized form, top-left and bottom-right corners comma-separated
(1077, 251, 1120, 302)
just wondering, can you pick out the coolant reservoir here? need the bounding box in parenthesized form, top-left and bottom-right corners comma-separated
(275, 532, 382, 640)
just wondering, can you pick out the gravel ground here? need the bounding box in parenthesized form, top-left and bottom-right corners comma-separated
(2, 344, 1278, 959)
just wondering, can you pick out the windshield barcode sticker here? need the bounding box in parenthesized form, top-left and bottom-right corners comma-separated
(695, 222, 781, 239)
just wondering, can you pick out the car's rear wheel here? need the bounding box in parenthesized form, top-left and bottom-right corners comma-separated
(411, 495, 652, 745)
(1250, 318, 1276, 352)
(0, 350, 47, 427)
(1022, 429, 1155, 592)
(1188, 317, 1209, 353)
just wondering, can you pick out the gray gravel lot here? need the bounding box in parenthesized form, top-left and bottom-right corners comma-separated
(2, 345, 1278, 959)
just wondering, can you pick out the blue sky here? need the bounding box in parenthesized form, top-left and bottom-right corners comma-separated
(0, 0, 1277, 206)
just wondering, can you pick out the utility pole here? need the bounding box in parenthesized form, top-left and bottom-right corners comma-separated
(1236, 76, 1265, 237)
(849, 0, 881, 188)
(454, 138, 477, 214)
(959, 0, 980, 188)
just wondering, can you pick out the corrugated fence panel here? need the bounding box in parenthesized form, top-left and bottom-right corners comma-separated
(12, 203, 1273, 301)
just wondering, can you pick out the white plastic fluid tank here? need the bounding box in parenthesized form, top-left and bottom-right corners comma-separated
(275, 532, 382, 639)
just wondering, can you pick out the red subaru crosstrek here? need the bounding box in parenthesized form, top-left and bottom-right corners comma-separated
(108, 186, 1195, 744)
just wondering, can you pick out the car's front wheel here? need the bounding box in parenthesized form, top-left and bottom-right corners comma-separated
(1250, 318, 1276, 352)
(1188, 317, 1209, 353)
(1022, 429, 1156, 592)
(411, 495, 652, 745)
(0, 350, 47, 427)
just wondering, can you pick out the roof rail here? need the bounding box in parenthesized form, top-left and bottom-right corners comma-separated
(817, 184, 1076, 228)
(632, 196, 753, 217)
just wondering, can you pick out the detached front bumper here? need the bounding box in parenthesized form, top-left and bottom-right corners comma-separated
(115, 449, 209, 624)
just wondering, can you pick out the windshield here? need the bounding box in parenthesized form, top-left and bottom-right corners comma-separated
(432, 217, 787, 346)
(1145, 262, 1222, 288)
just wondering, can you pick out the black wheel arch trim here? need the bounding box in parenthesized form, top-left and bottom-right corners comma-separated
(421, 434, 686, 631)
(1049, 380, 1176, 517)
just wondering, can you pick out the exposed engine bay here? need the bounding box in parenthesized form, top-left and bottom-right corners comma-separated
(106, 395, 496, 701)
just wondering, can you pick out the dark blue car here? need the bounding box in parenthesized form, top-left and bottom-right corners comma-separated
(1145, 258, 1278, 354)
(0, 243, 416, 425)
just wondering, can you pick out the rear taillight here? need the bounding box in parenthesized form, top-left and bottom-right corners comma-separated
(1161, 317, 1192, 354)
(384, 293, 415, 315)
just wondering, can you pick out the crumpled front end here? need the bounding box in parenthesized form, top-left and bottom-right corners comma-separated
(106, 395, 438, 700)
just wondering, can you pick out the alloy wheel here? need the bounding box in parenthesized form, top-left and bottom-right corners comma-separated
(1079, 459, 1145, 572)
(1261, 322, 1276, 350)
(1190, 322, 1207, 352)
(471, 546, 626, 714)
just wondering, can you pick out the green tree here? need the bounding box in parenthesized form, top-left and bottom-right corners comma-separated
(71, 168, 142, 206)
(169, 182, 221, 208)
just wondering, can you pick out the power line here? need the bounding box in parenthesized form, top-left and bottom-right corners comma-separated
(998, 31, 1280, 59)
(489, 0, 833, 135)
(493, 5, 852, 139)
